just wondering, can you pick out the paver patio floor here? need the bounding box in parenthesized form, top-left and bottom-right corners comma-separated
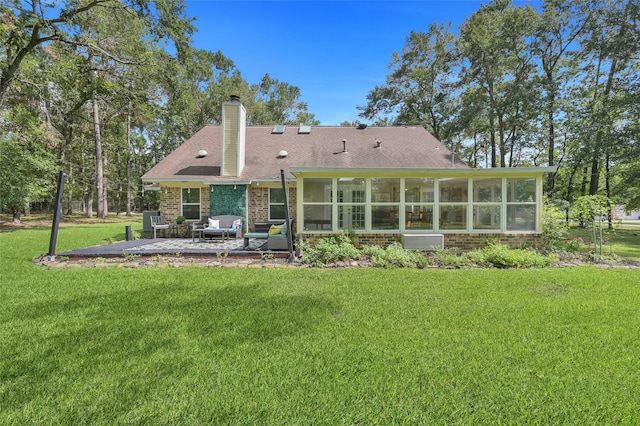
(58, 237, 271, 258)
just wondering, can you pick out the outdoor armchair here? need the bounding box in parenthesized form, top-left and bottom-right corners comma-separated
(150, 215, 170, 239)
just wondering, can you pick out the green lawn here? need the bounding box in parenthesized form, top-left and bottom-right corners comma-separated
(567, 227, 640, 261)
(1, 223, 639, 424)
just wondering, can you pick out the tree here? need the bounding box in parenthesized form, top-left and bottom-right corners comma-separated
(1, 0, 198, 219)
(0, 0, 195, 107)
(571, 194, 612, 253)
(0, 108, 56, 221)
(459, 0, 540, 167)
(248, 73, 317, 125)
(532, 0, 591, 195)
(358, 24, 460, 145)
(570, 0, 639, 197)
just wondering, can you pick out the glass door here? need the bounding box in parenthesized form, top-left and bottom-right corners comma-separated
(338, 187, 366, 229)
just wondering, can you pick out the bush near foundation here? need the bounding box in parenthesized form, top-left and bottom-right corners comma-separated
(301, 234, 554, 269)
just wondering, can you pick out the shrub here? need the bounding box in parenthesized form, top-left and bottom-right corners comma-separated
(362, 243, 429, 269)
(542, 198, 569, 249)
(466, 242, 552, 269)
(301, 238, 553, 269)
(431, 248, 472, 268)
(300, 233, 362, 267)
(564, 237, 585, 253)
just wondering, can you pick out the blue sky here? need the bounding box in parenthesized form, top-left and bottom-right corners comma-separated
(185, 1, 531, 125)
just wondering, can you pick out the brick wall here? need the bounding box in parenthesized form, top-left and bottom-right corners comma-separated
(159, 186, 210, 222)
(299, 232, 544, 251)
(247, 186, 296, 231)
(159, 187, 180, 220)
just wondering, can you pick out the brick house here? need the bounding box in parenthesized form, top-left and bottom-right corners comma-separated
(142, 96, 554, 249)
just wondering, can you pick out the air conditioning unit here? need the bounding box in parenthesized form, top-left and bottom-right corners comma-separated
(402, 233, 444, 251)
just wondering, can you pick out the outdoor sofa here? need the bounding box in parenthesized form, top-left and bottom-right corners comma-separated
(243, 219, 294, 250)
(192, 215, 242, 241)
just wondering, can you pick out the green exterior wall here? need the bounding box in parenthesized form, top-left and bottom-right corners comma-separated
(209, 185, 246, 231)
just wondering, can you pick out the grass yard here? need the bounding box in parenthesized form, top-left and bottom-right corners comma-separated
(567, 227, 640, 261)
(1, 222, 639, 424)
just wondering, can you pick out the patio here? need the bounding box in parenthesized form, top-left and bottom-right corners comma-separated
(58, 237, 286, 259)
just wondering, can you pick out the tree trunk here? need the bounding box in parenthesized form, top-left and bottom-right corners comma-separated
(472, 133, 479, 168)
(116, 149, 122, 216)
(498, 115, 506, 168)
(489, 115, 497, 168)
(508, 125, 516, 168)
(86, 175, 94, 218)
(589, 158, 599, 195)
(547, 91, 556, 195)
(565, 164, 580, 224)
(605, 150, 613, 230)
(61, 123, 74, 215)
(581, 166, 589, 197)
(126, 102, 132, 216)
(92, 89, 107, 218)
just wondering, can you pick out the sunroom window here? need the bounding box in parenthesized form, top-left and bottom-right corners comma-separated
(506, 178, 536, 231)
(473, 178, 502, 230)
(371, 178, 400, 230)
(405, 178, 434, 230)
(299, 175, 540, 234)
(302, 178, 332, 230)
(439, 178, 468, 230)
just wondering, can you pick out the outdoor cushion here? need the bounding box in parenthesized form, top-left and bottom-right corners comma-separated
(269, 225, 282, 235)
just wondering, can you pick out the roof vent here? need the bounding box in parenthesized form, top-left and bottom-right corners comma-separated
(272, 125, 286, 134)
(357, 123, 368, 129)
(197, 150, 208, 158)
(342, 139, 347, 152)
(374, 140, 381, 148)
(278, 150, 288, 158)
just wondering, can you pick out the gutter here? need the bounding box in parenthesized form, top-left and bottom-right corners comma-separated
(289, 166, 558, 176)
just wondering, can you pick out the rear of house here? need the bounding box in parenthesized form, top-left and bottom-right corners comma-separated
(142, 96, 554, 250)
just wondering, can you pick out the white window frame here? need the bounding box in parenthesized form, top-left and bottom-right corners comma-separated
(269, 187, 286, 221)
(299, 176, 541, 234)
(181, 187, 201, 220)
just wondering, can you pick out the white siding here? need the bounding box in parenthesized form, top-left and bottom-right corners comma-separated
(221, 101, 246, 176)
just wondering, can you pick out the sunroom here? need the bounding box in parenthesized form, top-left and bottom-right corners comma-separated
(292, 167, 555, 250)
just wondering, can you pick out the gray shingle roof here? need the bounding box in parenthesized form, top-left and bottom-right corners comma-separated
(142, 125, 468, 182)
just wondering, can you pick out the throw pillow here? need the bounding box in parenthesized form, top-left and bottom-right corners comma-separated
(269, 225, 282, 235)
(232, 219, 242, 231)
(208, 219, 220, 229)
